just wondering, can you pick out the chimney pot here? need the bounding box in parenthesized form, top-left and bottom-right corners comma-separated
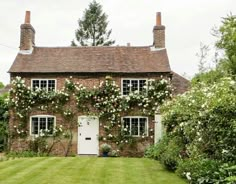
(25, 11, 31, 24)
(153, 12, 165, 48)
(156, 12, 161, 26)
(20, 10, 35, 51)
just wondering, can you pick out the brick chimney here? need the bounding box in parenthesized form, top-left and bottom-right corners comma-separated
(20, 11, 35, 51)
(153, 12, 165, 48)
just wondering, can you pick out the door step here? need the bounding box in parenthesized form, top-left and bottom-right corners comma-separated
(78, 154, 98, 157)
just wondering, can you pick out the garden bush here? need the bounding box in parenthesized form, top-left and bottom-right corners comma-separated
(0, 93, 8, 152)
(177, 159, 236, 184)
(158, 78, 236, 182)
(145, 136, 170, 160)
(145, 136, 185, 171)
(158, 138, 183, 171)
(7, 151, 48, 158)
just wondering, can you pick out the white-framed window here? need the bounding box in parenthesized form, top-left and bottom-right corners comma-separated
(121, 79, 147, 95)
(122, 116, 148, 136)
(30, 115, 55, 136)
(31, 79, 56, 91)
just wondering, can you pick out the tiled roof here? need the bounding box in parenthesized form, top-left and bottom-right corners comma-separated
(9, 46, 171, 73)
(172, 72, 190, 94)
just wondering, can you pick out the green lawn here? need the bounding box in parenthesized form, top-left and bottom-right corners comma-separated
(0, 157, 186, 184)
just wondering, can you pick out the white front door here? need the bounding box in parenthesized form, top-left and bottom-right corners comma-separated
(78, 116, 99, 155)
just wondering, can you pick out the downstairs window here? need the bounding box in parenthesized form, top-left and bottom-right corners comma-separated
(30, 115, 55, 136)
(122, 116, 148, 136)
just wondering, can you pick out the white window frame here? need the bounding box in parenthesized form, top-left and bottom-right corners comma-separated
(31, 79, 57, 92)
(122, 116, 149, 137)
(30, 115, 56, 136)
(121, 78, 147, 96)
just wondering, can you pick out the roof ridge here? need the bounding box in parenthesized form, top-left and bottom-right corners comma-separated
(34, 46, 152, 49)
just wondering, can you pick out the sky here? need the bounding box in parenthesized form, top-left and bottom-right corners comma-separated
(0, 0, 235, 85)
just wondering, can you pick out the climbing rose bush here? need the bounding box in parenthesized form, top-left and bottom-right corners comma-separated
(9, 76, 172, 152)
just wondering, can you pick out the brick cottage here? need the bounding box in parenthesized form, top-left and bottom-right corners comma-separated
(8, 11, 188, 156)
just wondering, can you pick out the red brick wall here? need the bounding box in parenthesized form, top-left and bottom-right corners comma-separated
(9, 73, 168, 156)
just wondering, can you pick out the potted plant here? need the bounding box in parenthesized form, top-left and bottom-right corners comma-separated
(100, 143, 111, 157)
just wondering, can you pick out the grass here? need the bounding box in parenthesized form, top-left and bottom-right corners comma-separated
(0, 157, 186, 184)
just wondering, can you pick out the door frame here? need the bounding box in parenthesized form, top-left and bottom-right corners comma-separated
(77, 116, 99, 155)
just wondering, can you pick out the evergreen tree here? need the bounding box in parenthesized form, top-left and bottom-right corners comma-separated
(71, 0, 115, 46)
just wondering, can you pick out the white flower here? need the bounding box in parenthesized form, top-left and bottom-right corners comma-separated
(230, 81, 235, 85)
(222, 149, 229, 154)
(186, 172, 191, 180)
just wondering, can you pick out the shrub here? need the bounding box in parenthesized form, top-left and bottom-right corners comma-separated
(145, 136, 184, 171)
(145, 136, 170, 160)
(29, 137, 48, 153)
(109, 150, 119, 157)
(6, 151, 48, 158)
(0, 94, 8, 152)
(224, 165, 236, 183)
(159, 138, 183, 171)
(144, 144, 159, 159)
(177, 159, 236, 184)
(100, 143, 111, 153)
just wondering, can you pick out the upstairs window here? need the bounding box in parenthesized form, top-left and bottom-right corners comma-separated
(32, 79, 56, 91)
(122, 116, 148, 136)
(122, 79, 146, 95)
(30, 116, 55, 136)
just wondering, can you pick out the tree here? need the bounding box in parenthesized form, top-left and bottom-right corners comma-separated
(216, 14, 236, 76)
(71, 0, 115, 46)
(192, 14, 236, 85)
(0, 82, 4, 89)
(0, 93, 8, 152)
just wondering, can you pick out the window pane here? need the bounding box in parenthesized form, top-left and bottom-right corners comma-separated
(131, 118, 139, 136)
(139, 80, 146, 92)
(140, 118, 147, 136)
(39, 118, 46, 132)
(48, 80, 55, 91)
(131, 80, 138, 92)
(32, 80, 40, 91)
(123, 118, 130, 135)
(31, 117, 39, 134)
(47, 117, 54, 134)
(123, 80, 130, 95)
(40, 80, 47, 90)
